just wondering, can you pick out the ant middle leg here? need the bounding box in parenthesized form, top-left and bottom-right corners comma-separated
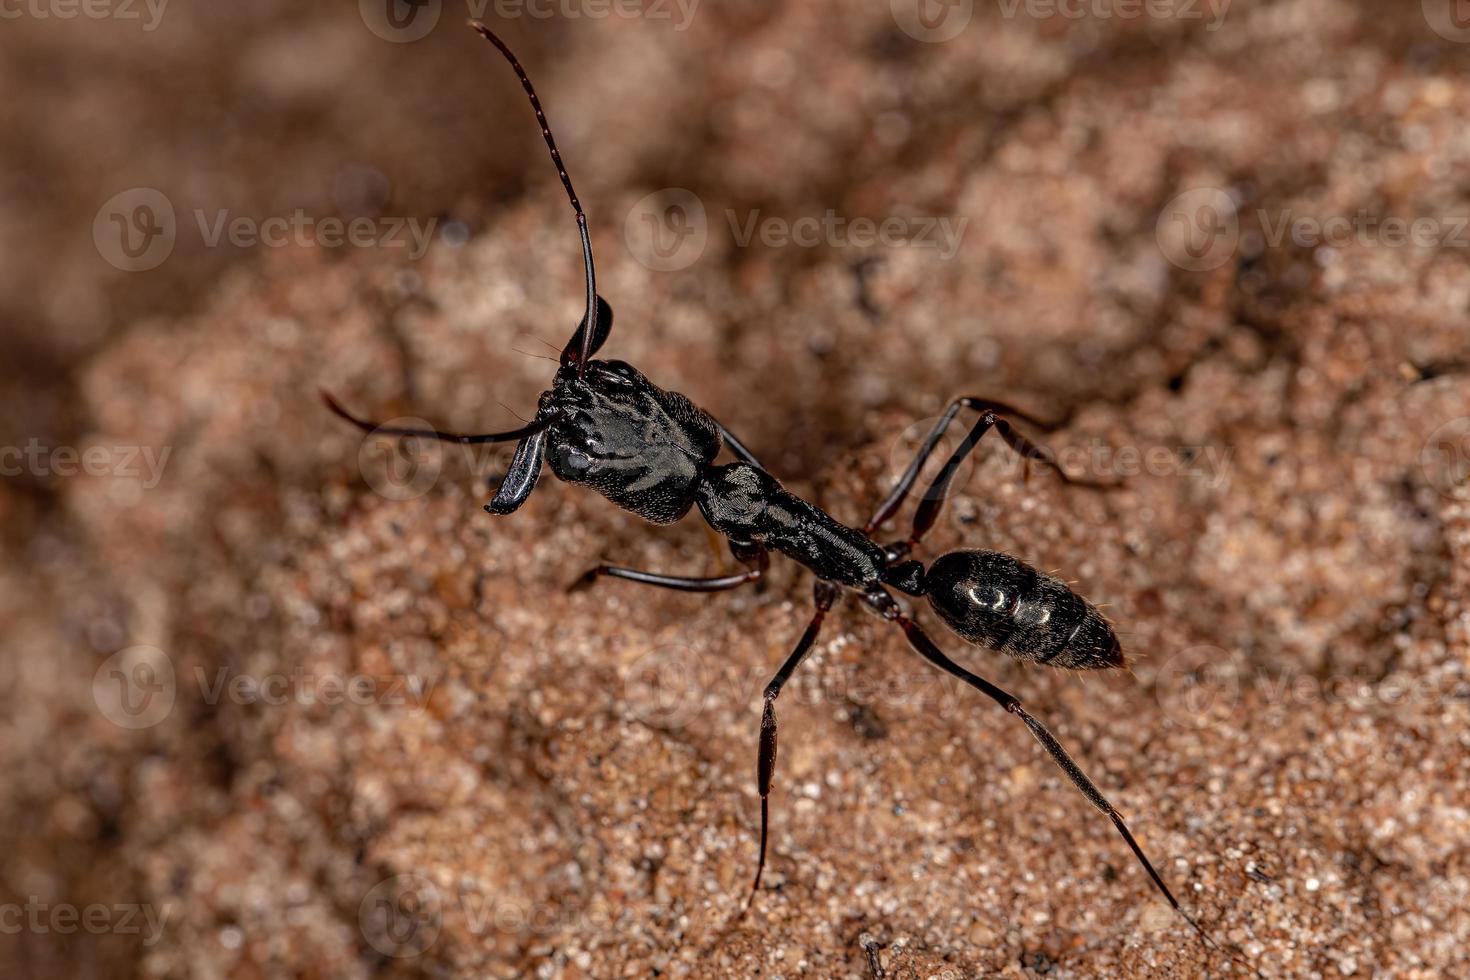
(746, 579, 840, 909)
(569, 540, 769, 593)
(864, 397, 1103, 538)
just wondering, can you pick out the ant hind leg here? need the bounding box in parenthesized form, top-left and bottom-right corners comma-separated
(744, 580, 839, 912)
(859, 586, 1230, 959)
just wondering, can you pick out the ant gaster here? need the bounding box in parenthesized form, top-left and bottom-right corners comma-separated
(325, 21, 1227, 959)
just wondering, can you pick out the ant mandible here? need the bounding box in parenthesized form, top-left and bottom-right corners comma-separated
(325, 20, 1228, 961)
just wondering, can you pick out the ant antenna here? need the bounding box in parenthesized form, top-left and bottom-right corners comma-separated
(321, 390, 553, 444)
(470, 22, 600, 378)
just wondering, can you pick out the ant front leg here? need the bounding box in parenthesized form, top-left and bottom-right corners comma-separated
(864, 397, 1106, 540)
(569, 539, 769, 593)
(746, 579, 840, 910)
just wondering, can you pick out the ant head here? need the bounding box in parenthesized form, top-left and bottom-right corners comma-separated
(331, 28, 670, 520)
(523, 358, 720, 524)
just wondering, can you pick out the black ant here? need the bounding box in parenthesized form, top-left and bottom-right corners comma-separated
(325, 20, 1232, 965)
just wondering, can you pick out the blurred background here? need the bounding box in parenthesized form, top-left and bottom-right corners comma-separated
(5, 1, 1470, 976)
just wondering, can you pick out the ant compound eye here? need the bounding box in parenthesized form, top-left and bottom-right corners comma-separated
(556, 444, 593, 476)
(598, 360, 639, 386)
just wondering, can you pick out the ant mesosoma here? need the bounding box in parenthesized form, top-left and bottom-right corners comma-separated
(325, 20, 1232, 964)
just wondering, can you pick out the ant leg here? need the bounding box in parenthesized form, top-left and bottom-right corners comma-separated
(321, 391, 551, 445)
(569, 540, 768, 593)
(746, 580, 840, 910)
(864, 397, 1090, 536)
(860, 587, 1222, 953)
(716, 421, 767, 471)
(861, 934, 886, 980)
(898, 411, 1117, 553)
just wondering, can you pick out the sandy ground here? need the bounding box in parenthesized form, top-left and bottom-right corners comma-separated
(5, 1, 1470, 977)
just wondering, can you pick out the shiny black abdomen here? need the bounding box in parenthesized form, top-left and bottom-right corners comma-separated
(924, 550, 1122, 670)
